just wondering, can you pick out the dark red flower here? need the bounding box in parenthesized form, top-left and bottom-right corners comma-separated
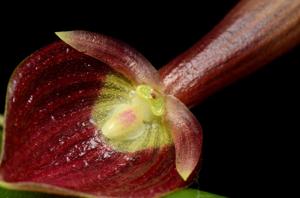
(0, 31, 202, 198)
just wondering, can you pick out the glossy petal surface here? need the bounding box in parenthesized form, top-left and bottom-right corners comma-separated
(0, 42, 185, 198)
(56, 31, 161, 90)
(165, 96, 202, 181)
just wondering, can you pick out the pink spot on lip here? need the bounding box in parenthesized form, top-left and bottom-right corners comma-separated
(119, 110, 137, 126)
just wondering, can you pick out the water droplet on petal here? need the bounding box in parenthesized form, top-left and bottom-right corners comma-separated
(103, 151, 112, 159)
(51, 115, 56, 121)
(89, 118, 96, 125)
(83, 160, 89, 167)
(28, 95, 34, 104)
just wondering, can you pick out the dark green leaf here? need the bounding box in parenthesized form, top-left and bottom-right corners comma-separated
(0, 115, 3, 154)
(164, 189, 227, 198)
(0, 114, 3, 128)
(0, 187, 64, 198)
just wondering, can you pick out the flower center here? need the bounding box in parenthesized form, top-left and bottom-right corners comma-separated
(101, 85, 165, 141)
(91, 74, 171, 152)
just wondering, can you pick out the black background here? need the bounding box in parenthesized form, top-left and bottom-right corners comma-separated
(0, 1, 298, 197)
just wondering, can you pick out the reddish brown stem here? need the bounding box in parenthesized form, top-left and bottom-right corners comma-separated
(159, 0, 300, 108)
